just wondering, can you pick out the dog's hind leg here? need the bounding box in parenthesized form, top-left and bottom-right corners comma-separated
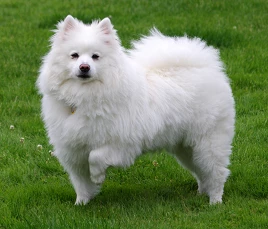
(172, 144, 196, 175)
(173, 132, 232, 204)
(191, 134, 232, 204)
(171, 144, 202, 191)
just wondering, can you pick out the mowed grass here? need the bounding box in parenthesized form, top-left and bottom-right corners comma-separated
(0, 0, 268, 228)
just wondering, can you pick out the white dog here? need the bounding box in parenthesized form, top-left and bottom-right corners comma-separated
(37, 15, 235, 205)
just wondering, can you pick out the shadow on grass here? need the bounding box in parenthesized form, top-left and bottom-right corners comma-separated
(83, 179, 210, 211)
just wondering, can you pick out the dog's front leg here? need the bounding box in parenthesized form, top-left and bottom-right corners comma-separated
(89, 145, 139, 184)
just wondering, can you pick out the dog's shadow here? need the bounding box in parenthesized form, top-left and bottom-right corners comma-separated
(84, 179, 207, 209)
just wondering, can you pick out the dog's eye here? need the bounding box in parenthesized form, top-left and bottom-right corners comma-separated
(92, 54, 99, 60)
(71, 53, 79, 59)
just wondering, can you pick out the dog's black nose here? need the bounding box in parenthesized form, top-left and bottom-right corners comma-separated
(79, 64, 90, 73)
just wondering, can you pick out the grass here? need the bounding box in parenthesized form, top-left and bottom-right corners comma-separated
(0, 0, 268, 228)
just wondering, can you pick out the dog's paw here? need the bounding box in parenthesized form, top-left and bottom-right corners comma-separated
(209, 196, 222, 205)
(89, 157, 106, 184)
(90, 170, 106, 185)
(75, 196, 90, 205)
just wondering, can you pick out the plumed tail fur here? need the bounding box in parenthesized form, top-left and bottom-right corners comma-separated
(129, 28, 223, 72)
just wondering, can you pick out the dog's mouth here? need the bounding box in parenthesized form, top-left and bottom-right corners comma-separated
(77, 74, 91, 79)
(76, 74, 102, 84)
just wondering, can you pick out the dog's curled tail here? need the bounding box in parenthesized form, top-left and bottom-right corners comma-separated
(129, 28, 224, 72)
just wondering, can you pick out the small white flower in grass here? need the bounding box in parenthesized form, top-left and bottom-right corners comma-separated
(49, 150, 55, 156)
(37, 144, 43, 150)
(152, 160, 159, 167)
(20, 137, 25, 143)
(10, 125, 15, 130)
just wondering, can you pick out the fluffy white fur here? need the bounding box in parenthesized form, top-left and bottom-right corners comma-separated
(37, 15, 235, 205)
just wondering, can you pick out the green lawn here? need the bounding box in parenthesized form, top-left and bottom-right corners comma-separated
(0, 0, 268, 228)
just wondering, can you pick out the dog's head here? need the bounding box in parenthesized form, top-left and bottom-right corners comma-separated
(49, 15, 122, 83)
(38, 15, 125, 104)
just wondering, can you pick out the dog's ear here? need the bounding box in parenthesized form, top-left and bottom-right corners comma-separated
(98, 18, 113, 35)
(98, 17, 121, 47)
(53, 15, 78, 42)
(62, 15, 77, 33)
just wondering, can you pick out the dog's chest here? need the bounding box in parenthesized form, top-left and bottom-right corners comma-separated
(61, 103, 119, 147)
